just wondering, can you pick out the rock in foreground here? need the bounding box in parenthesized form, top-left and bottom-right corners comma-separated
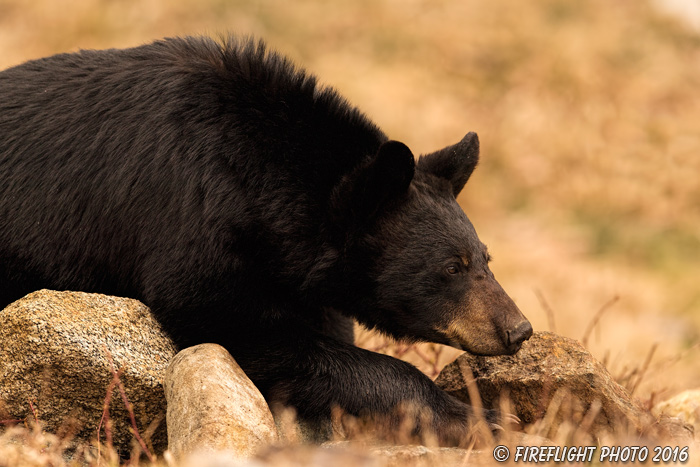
(436, 331, 685, 438)
(165, 343, 278, 460)
(0, 290, 176, 454)
(653, 389, 700, 434)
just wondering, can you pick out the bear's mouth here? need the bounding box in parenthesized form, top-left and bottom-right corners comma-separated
(443, 332, 524, 356)
(439, 323, 514, 356)
(469, 341, 527, 356)
(439, 316, 532, 356)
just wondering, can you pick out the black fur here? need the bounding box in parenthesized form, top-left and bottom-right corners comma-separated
(0, 36, 531, 444)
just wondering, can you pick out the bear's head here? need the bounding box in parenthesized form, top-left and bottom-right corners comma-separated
(329, 132, 532, 356)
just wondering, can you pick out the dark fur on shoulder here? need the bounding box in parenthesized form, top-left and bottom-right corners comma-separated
(0, 36, 531, 445)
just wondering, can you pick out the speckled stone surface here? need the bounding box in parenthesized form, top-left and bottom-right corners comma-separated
(653, 389, 700, 433)
(165, 343, 278, 460)
(436, 331, 649, 437)
(0, 290, 177, 454)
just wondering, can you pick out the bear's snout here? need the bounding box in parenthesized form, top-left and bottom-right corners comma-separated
(445, 274, 534, 356)
(505, 319, 533, 353)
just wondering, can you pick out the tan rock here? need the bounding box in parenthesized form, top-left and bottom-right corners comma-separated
(435, 331, 657, 438)
(164, 343, 278, 460)
(0, 290, 176, 454)
(653, 389, 700, 434)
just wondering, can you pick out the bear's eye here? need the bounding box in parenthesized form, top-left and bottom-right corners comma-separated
(446, 265, 460, 275)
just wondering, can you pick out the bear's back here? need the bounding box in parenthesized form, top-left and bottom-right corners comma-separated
(0, 36, 385, 186)
(0, 36, 385, 303)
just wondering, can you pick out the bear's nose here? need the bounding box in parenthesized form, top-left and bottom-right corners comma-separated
(506, 320, 533, 352)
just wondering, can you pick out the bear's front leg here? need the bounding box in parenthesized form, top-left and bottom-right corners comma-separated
(231, 325, 495, 446)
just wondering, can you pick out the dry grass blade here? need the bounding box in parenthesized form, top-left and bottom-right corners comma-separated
(97, 365, 122, 464)
(533, 388, 568, 440)
(581, 295, 620, 348)
(0, 419, 23, 425)
(456, 358, 495, 447)
(28, 399, 39, 426)
(573, 398, 601, 444)
(104, 349, 156, 463)
(629, 343, 658, 396)
(535, 289, 556, 333)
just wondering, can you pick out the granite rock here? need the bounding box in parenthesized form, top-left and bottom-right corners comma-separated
(435, 331, 654, 437)
(165, 343, 278, 460)
(653, 389, 700, 434)
(0, 290, 176, 454)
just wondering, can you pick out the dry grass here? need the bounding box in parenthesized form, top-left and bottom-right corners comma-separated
(1, 0, 699, 465)
(0, 346, 694, 467)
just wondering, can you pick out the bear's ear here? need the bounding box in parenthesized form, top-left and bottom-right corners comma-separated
(416, 132, 479, 197)
(330, 140, 415, 229)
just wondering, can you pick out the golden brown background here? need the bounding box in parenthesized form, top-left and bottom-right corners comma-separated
(2, 0, 698, 400)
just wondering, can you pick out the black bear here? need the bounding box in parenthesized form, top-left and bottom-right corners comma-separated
(0, 36, 532, 444)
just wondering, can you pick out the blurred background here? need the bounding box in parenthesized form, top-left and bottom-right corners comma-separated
(1, 0, 698, 401)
